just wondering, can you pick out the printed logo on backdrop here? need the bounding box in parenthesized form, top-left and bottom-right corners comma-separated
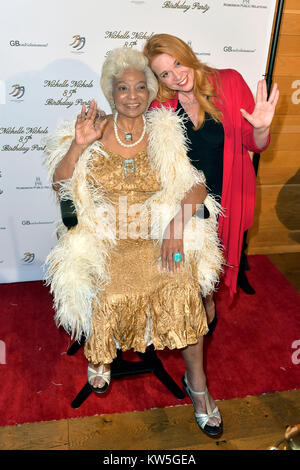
(44, 79, 93, 109)
(21, 220, 55, 226)
(16, 176, 50, 191)
(9, 84, 25, 101)
(161, 1, 210, 13)
(223, 0, 267, 8)
(1, 126, 48, 154)
(70, 35, 86, 53)
(187, 41, 211, 57)
(223, 45, 256, 53)
(21, 252, 35, 264)
(9, 39, 48, 47)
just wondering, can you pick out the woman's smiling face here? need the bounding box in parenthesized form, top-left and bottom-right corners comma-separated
(151, 53, 194, 93)
(112, 68, 149, 118)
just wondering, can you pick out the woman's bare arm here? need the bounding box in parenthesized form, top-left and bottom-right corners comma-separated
(161, 182, 207, 274)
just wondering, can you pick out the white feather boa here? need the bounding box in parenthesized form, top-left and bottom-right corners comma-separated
(44, 107, 223, 341)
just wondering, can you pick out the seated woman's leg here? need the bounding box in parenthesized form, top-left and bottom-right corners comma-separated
(203, 292, 215, 324)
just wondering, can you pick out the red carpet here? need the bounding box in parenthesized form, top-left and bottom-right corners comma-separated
(0, 255, 299, 426)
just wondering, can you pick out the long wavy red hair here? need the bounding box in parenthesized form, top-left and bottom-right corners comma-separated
(143, 33, 222, 129)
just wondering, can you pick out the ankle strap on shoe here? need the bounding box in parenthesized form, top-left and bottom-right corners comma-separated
(185, 373, 207, 395)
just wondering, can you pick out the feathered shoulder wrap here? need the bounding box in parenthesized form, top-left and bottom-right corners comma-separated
(44, 107, 223, 341)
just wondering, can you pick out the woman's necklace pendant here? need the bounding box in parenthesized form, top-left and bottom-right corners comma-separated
(122, 158, 136, 178)
(113, 112, 146, 148)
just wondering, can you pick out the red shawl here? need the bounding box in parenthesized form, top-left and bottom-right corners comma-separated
(150, 69, 270, 299)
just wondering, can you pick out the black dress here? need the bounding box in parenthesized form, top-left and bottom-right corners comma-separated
(176, 102, 224, 202)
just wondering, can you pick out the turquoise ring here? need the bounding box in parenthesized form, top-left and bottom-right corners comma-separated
(173, 252, 182, 263)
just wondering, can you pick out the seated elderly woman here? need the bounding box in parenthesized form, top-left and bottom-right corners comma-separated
(44, 48, 224, 438)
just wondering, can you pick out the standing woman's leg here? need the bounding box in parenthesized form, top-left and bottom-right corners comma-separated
(203, 292, 215, 324)
(181, 338, 221, 428)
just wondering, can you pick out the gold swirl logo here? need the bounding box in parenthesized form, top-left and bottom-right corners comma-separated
(22, 252, 35, 263)
(9, 84, 25, 99)
(70, 35, 86, 51)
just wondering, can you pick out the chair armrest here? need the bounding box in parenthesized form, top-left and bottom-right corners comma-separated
(60, 199, 78, 229)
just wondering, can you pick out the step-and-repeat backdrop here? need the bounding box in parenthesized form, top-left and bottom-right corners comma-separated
(0, 0, 276, 283)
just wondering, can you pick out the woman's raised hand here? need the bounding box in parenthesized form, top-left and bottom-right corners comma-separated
(75, 99, 107, 148)
(240, 79, 279, 130)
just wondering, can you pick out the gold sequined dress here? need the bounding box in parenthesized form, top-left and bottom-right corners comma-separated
(84, 147, 208, 364)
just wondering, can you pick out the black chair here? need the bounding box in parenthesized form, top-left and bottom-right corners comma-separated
(60, 199, 185, 408)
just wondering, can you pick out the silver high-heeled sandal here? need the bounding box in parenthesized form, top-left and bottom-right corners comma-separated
(88, 363, 111, 394)
(182, 372, 223, 437)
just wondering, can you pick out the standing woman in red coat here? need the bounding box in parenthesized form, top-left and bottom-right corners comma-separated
(144, 32, 279, 427)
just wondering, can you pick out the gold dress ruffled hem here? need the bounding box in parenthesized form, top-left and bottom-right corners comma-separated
(84, 240, 208, 364)
(84, 148, 208, 365)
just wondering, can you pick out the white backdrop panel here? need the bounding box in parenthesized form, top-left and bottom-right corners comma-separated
(0, 0, 276, 283)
